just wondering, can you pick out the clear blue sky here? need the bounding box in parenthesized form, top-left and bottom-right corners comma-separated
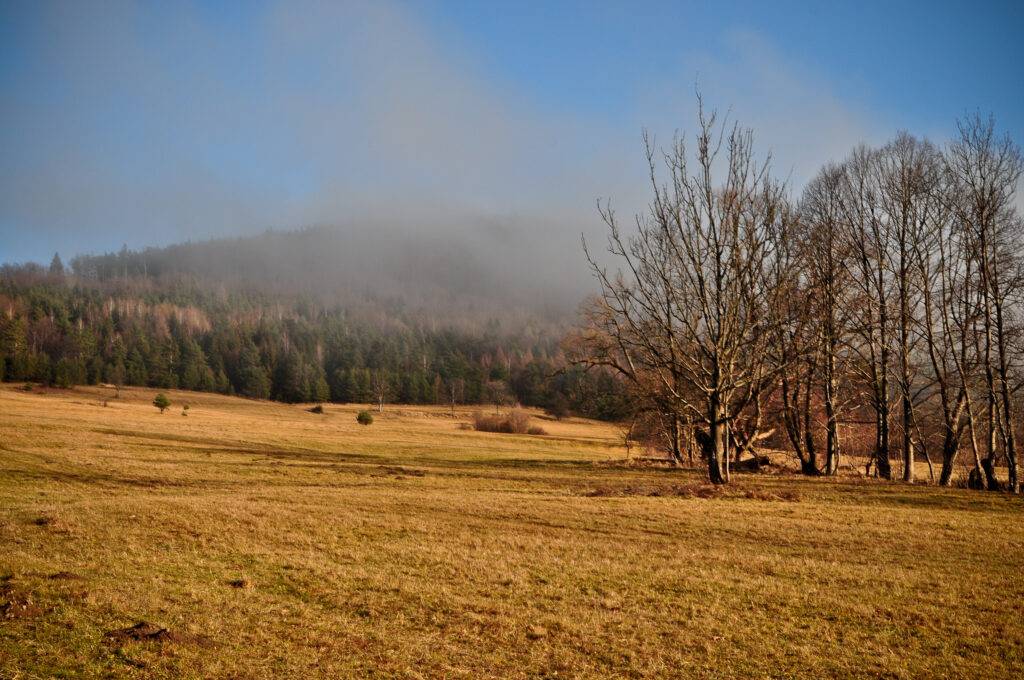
(1, 0, 1022, 264)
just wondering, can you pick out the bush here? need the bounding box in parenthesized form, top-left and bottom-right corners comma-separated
(309, 404, 324, 414)
(527, 425, 548, 436)
(153, 393, 171, 413)
(544, 393, 570, 420)
(472, 410, 543, 435)
(356, 410, 373, 426)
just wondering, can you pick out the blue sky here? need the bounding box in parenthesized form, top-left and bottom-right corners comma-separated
(1, 0, 1022, 264)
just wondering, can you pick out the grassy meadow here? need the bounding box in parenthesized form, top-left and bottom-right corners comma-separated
(1, 383, 1023, 678)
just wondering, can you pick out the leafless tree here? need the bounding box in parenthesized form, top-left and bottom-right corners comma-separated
(576, 106, 1023, 493)
(766, 200, 820, 474)
(875, 132, 945, 482)
(370, 370, 390, 413)
(484, 380, 512, 414)
(448, 377, 465, 416)
(946, 114, 1024, 492)
(576, 97, 791, 483)
(798, 163, 855, 475)
(840, 145, 896, 479)
(911, 158, 976, 486)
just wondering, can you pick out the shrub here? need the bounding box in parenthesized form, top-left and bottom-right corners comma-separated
(153, 393, 171, 413)
(527, 425, 548, 436)
(472, 410, 543, 435)
(544, 393, 570, 420)
(356, 410, 374, 426)
(309, 404, 324, 414)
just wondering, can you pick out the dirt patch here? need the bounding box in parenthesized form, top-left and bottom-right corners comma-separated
(742, 489, 801, 502)
(228, 578, 252, 589)
(583, 483, 724, 499)
(596, 457, 680, 470)
(48, 571, 82, 580)
(377, 465, 427, 478)
(105, 621, 180, 645)
(1, 582, 43, 620)
(582, 483, 799, 502)
(104, 621, 210, 649)
(31, 514, 72, 533)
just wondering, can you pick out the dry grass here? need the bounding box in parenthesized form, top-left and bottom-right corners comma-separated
(1, 383, 1022, 678)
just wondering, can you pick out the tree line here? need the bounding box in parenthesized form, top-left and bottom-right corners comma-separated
(0, 262, 629, 420)
(572, 97, 1023, 490)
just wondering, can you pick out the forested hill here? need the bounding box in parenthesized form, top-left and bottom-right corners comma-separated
(0, 230, 628, 419)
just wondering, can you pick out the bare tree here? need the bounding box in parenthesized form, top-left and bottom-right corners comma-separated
(912, 157, 976, 486)
(876, 132, 945, 482)
(575, 106, 1023, 493)
(370, 370, 391, 413)
(767, 200, 819, 474)
(799, 163, 855, 475)
(576, 97, 791, 483)
(947, 114, 1024, 492)
(840, 146, 895, 479)
(484, 380, 512, 414)
(448, 377, 465, 416)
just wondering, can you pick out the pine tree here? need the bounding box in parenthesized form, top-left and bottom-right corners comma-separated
(238, 346, 271, 399)
(273, 351, 308, 403)
(54, 358, 75, 388)
(126, 348, 148, 386)
(49, 253, 65, 277)
(153, 392, 171, 413)
(312, 373, 330, 403)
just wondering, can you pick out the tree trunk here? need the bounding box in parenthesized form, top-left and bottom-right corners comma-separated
(994, 298, 1019, 493)
(668, 413, 683, 467)
(707, 399, 726, 485)
(964, 395, 989, 490)
(901, 393, 914, 482)
(823, 347, 840, 476)
(938, 426, 959, 487)
(984, 393, 1000, 491)
(876, 393, 892, 480)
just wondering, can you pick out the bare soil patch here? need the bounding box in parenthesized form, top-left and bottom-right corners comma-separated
(582, 482, 800, 501)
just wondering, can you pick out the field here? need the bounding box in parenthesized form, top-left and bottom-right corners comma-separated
(1, 384, 1023, 679)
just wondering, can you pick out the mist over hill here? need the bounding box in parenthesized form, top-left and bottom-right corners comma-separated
(64, 223, 592, 327)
